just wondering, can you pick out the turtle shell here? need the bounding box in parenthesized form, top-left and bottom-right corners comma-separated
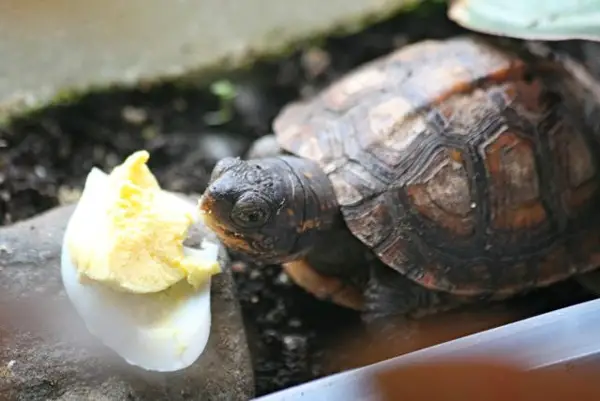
(273, 36, 600, 297)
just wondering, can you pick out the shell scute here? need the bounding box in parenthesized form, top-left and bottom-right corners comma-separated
(480, 130, 545, 231)
(342, 192, 396, 249)
(322, 65, 389, 112)
(547, 120, 598, 216)
(406, 148, 476, 237)
(328, 161, 386, 207)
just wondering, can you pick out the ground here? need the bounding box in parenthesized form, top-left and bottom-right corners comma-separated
(0, 3, 596, 397)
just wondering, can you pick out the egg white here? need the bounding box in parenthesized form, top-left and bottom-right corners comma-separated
(60, 167, 218, 372)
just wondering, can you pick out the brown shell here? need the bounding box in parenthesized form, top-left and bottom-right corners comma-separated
(273, 36, 600, 297)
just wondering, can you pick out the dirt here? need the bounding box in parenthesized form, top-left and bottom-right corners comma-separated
(0, 3, 597, 398)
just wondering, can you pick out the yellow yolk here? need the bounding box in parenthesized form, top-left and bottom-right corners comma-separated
(67, 150, 221, 294)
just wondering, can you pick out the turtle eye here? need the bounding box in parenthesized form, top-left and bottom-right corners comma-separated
(230, 194, 271, 228)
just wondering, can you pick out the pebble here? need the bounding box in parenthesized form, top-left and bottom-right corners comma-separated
(249, 268, 262, 280)
(282, 335, 306, 351)
(197, 132, 247, 162)
(275, 271, 291, 286)
(57, 186, 82, 205)
(301, 47, 331, 79)
(231, 261, 247, 273)
(0, 243, 12, 254)
(33, 165, 47, 179)
(246, 135, 281, 159)
(121, 106, 148, 125)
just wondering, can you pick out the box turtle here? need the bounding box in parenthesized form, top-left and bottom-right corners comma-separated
(199, 36, 600, 322)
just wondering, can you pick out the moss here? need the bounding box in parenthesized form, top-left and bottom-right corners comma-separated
(0, 82, 130, 127)
(204, 79, 238, 125)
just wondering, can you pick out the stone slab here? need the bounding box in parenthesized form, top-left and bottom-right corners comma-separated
(0, 203, 253, 401)
(0, 0, 419, 122)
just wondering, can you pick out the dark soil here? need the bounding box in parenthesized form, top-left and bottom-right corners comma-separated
(0, 3, 596, 397)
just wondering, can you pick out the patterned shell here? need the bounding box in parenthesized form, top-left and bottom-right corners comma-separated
(272, 36, 600, 298)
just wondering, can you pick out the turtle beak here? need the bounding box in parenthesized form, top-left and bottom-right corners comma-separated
(197, 194, 217, 227)
(198, 194, 213, 215)
(199, 196, 225, 245)
(198, 193, 252, 253)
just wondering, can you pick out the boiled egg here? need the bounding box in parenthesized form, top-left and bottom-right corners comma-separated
(60, 151, 221, 372)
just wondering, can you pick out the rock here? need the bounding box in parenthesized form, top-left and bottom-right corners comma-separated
(196, 132, 249, 163)
(0, 0, 420, 123)
(0, 204, 254, 401)
(246, 135, 282, 159)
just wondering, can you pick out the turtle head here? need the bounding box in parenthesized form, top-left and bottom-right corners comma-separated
(199, 156, 339, 264)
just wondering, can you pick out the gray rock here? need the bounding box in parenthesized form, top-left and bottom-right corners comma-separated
(0, 0, 419, 123)
(0, 204, 254, 401)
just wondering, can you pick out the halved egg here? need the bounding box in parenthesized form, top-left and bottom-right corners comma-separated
(60, 166, 220, 372)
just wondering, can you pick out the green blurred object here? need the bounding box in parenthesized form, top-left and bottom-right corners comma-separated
(448, 0, 600, 41)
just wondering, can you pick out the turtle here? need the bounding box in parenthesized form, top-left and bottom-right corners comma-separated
(199, 35, 600, 323)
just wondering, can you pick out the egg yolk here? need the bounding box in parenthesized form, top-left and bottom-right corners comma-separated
(68, 150, 220, 293)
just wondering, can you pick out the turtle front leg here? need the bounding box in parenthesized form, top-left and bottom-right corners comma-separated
(283, 225, 373, 310)
(360, 262, 534, 361)
(282, 259, 365, 310)
(361, 261, 476, 346)
(362, 261, 465, 325)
